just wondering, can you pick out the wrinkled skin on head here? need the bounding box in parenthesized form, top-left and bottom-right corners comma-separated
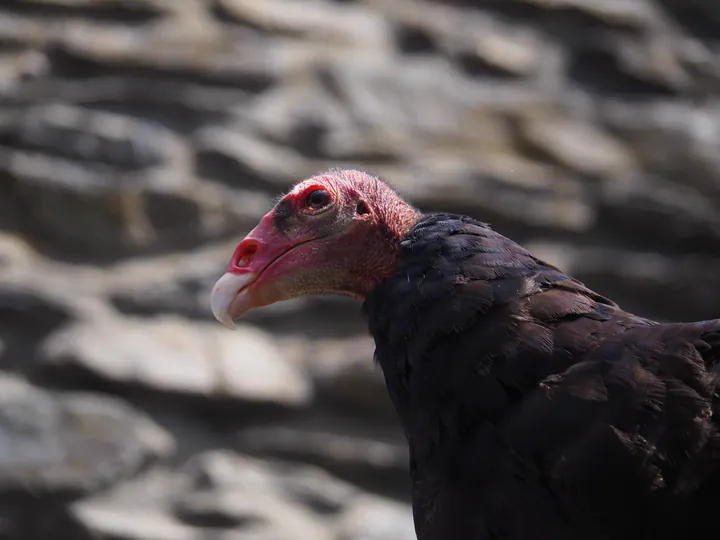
(211, 169, 419, 329)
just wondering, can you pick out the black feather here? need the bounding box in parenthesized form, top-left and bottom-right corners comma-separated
(363, 212, 720, 540)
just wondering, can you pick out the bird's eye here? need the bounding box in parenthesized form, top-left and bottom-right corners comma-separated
(305, 189, 331, 210)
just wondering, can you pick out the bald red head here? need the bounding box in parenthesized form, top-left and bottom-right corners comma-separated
(211, 170, 419, 329)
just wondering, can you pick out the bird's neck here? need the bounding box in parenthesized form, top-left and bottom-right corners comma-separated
(379, 198, 421, 242)
(352, 205, 421, 299)
(362, 213, 512, 468)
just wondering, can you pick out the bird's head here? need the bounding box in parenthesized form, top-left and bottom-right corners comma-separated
(211, 169, 419, 329)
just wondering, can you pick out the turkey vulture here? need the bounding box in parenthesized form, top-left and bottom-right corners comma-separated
(211, 169, 720, 540)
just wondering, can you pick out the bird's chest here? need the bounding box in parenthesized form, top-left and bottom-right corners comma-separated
(372, 340, 586, 539)
(405, 421, 586, 540)
(374, 334, 503, 477)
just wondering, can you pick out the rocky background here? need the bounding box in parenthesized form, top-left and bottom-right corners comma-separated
(0, 0, 719, 538)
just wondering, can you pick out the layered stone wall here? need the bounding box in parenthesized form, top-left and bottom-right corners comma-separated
(0, 1, 718, 538)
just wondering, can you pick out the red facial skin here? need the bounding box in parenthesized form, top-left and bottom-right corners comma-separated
(211, 169, 420, 326)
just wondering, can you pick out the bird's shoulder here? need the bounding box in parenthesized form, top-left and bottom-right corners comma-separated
(365, 212, 633, 355)
(365, 212, 720, 539)
(501, 318, 720, 536)
(366, 211, 720, 444)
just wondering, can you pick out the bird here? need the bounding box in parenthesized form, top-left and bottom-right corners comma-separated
(211, 169, 720, 540)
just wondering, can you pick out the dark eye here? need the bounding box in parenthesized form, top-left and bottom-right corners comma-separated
(305, 189, 331, 210)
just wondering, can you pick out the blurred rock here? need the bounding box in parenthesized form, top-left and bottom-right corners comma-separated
(216, 0, 393, 50)
(387, 2, 553, 78)
(175, 451, 360, 525)
(238, 81, 352, 157)
(5, 76, 254, 119)
(527, 240, 720, 323)
(0, 0, 719, 538)
(236, 416, 409, 498)
(74, 503, 195, 540)
(278, 462, 359, 515)
(70, 450, 409, 540)
(0, 103, 180, 169)
(0, 146, 265, 259)
(337, 496, 416, 540)
(0, 284, 76, 374)
(2, 0, 169, 21)
(307, 335, 394, 417)
(173, 451, 338, 538)
(40, 316, 313, 409)
(176, 451, 360, 517)
(194, 125, 314, 190)
(320, 57, 509, 146)
(599, 174, 720, 256)
(70, 468, 201, 540)
(55, 22, 281, 92)
(109, 268, 223, 320)
(514, 113, 636, 178)
(600, 100, 720, 193)
(0, 374, 173, 497)
(381, 159, 594, 233)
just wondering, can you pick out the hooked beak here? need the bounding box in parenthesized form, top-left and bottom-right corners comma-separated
(210, 214, 294, 330)
(210, 272, 259, 330)
(211, 212, 329, 330)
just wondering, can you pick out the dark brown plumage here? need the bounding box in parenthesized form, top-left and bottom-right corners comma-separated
(365, 212, 720, 540)
(212, 171, 720, 540)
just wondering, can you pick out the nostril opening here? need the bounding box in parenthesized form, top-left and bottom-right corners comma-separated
(230, 241, 258, 270)
(238, 246, 256, 267)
